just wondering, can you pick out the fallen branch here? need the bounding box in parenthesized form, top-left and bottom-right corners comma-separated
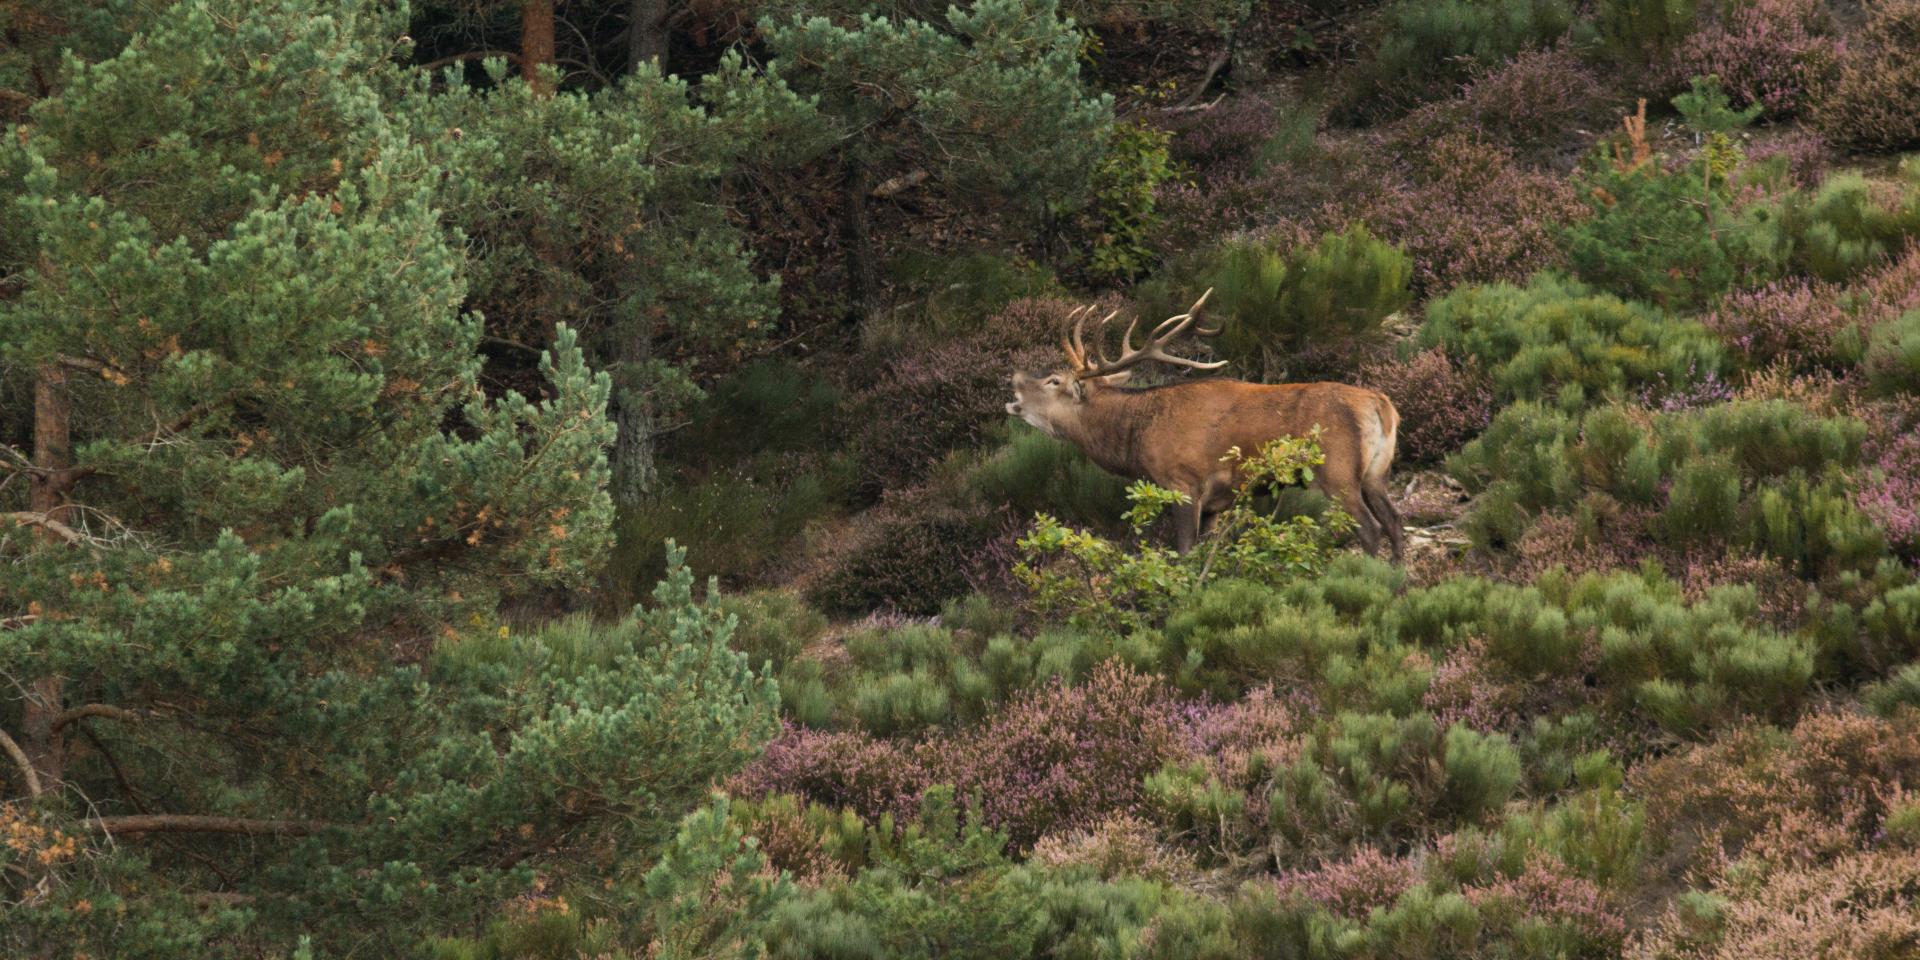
(3, 511, 82, 544)
(82, 815, 334, 837)
(0, 728, 42, 799)
(870, 169, 928, 199)
(52, 703, 142, 733)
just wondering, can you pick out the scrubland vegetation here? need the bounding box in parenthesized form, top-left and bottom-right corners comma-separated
(5, 0, 1920, 957)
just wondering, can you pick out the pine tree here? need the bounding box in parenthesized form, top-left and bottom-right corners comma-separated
(0, 3, 768, 954)
(759, 0, 1113, 324)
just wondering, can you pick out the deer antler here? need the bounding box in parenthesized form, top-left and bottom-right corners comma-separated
(1066, 289, 1224, 380)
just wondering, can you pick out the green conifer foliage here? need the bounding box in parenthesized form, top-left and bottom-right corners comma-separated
(759, 0, 1113, 321)
(0, 4, 773, 954)
(402, 54, 817, 503)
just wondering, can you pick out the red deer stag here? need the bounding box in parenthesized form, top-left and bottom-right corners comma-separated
(1005, 291, 1403, 560)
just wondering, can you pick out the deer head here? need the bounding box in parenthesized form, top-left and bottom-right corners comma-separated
(1006, 289, 1222, 435)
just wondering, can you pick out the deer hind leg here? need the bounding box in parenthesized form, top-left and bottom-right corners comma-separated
(1362, 482, 1404, 563)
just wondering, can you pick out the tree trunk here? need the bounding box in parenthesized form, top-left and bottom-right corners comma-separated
(23, 361, 71, 789)
(842, 156, 876, 329)
(610, 334, 658, 505)
(521, 0, 556, 95)
(628, 0, 670, 73)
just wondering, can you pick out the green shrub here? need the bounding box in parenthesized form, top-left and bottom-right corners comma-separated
(719, 589, 829, 674)
(1864, 663, 1920, 717)
(1450, 400, 1882, 576)
(963, 423, 1132, 530)
(1139, 225, 1411, 380)
(1017, 436, 1350, 633)
(1596, 0, 1701, 67)
(1866, 309, 1920, 396)
(1078, 120, 1180, 282)
(611, 469, 834, 595)
(1780, 162, 1920, 282)
(1411, 275, 1724, 410)
(1340, 0, 1583, 122)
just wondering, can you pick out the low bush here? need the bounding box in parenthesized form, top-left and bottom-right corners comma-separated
(875, 250, 1061, 346)
(928, 661, 1189, 849)
(1810, 0, 1920, 151)
(1595, 0, 1702, 70)
(1338, 0, 1583, 123)
(1360, 348, 1496, 463)
(1660, 0, 1839, 118)
(1136, 224, 1410, 380)
(806, 487, 999, 615)
(1411, 274, 1724, 410)
(1854, 399, 1920, 555)
(1450, 400, 1884, 578)
(611, 468, 836, 594)
(846, 327, 1060, 499)
(1702, 277, 1862, 373)
(1406, 47, 1612, 159)
(1361, 135, 1589, 296)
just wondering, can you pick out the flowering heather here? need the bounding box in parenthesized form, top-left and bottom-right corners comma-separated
(1662, 0, 1840, 117)
(1029, 814, 1200, 884)
(1630, 850, 1920, 960)
(1638, 360, 1736, 412)
(1855, 400, 1920, 556)
(730, 723, 927, 825)
(1400, 47, 1610, 159)
(1462, 855, 1628, 950)
(923, 660, 1189, 848)
(1275, 846, 1421, 918)
(1703, 278, 1855, 372)
(1166, 93, 1282, 169)
(1630, 710, 1920, 880)
(1745, 129, 1830, 188)
(1360, 348, 1495, 463)
(1353, 136, 1587, 296)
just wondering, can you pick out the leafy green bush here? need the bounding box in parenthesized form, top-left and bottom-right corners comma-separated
(1411, 274, 1724, 410)
(1017, 436, 1351, 633)
(1139, 225, 1411, 379)
(1078, 120, 1180, 282)
(1779, 162, 1920, 282)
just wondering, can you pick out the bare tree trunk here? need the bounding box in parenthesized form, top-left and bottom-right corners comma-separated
(23, 361, 71, 789)
(628, 0, 670, 73)
(521, 0, 556, 95)
(842, 156, 876, 329)
(610, 333, 658, 504)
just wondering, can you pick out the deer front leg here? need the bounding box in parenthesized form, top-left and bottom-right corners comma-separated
(1173, 492, 1204, 553)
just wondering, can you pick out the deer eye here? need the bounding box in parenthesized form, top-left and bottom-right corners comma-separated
(1046, 376, 1061, 386)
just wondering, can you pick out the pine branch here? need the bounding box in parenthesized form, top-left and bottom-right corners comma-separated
(3, 511, 83, 544)
(82, 815, 337, 837)
(0, 728, 43, 798)
(52, 703, 142, 733)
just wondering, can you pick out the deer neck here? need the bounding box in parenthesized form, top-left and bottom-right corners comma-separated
(1059, 387, 1159, 479)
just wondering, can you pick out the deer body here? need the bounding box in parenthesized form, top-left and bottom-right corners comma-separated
(1005, 291, 1404, 559)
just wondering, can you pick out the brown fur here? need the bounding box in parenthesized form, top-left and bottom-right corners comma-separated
(1009, 372, 1403, 559)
